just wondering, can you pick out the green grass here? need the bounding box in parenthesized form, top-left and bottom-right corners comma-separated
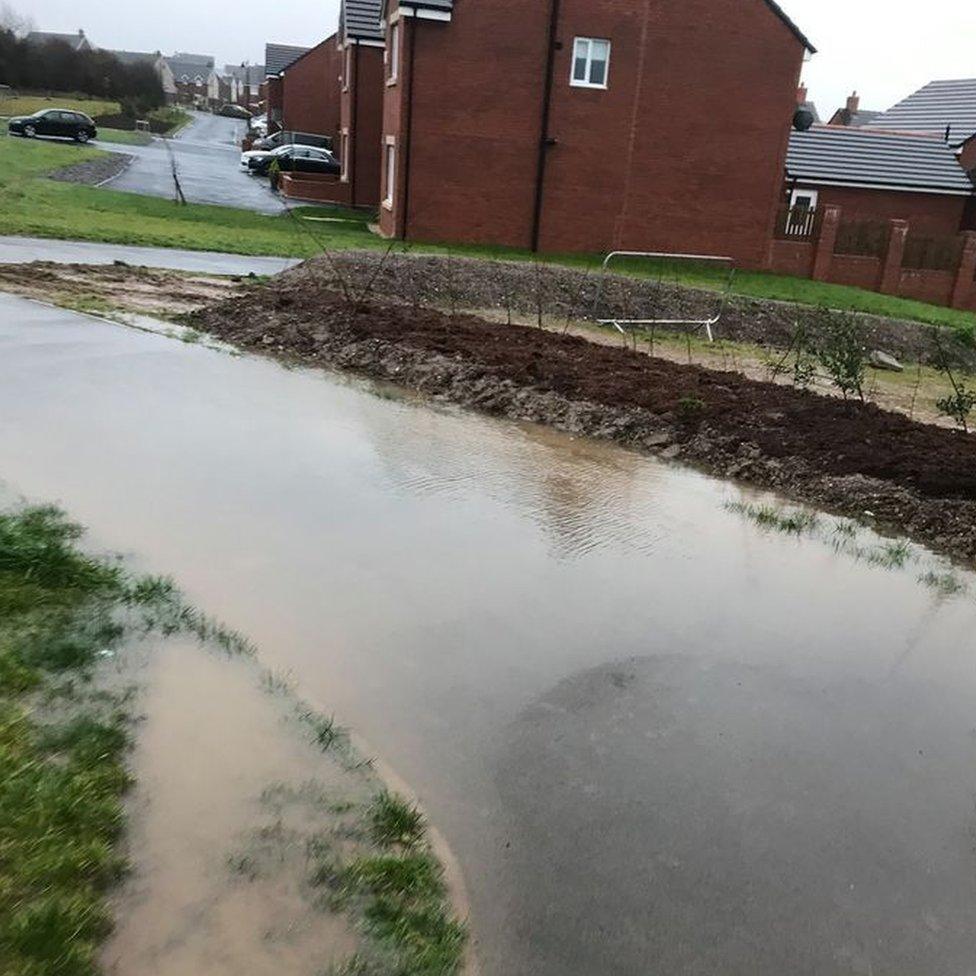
(0, 506, 130, 976)
(0, 134, 972, 333)
(146, 106, 192, 135)
(0, 95, 121, 117)
(369, 790, 427, 849)
(0, 502, 263, 976)
(95, 128, 152, 147)
(0, 136, 370, 256)
(311, 790, 467, 976)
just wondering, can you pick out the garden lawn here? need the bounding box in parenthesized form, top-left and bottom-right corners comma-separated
(95, 128, 152, 146)
(0, 95, 121, 117)
(1, 135, 973, 333)
(0, 137, 375, 257)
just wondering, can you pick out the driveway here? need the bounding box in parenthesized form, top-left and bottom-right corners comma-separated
(101, 111, 284, 213)
(2, 294, 976, 975)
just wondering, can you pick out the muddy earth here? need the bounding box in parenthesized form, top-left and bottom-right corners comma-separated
(184, 261, 976, 566)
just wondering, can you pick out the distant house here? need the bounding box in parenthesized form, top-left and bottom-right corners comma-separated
(165, 54, 219, 107)
(272, 37, 342, 138)
(265, 44, 311, 78)
(224, 64, 265, 108)
(264, 44, 312, 125)
(110, 50, 176, 102)
(828, 92, 880, 128)
(785, 125, 976, 234)
(24, 29, 92, 52)
(865, 78, 976, 143)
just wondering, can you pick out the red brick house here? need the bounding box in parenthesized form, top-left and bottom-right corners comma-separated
(277, 36, 342, 138)
(375, 0, 814, 265)
(785, 126, 976, 236)
(337, 0, 385, 207)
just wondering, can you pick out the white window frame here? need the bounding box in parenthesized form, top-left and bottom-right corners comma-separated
(570, 37, 611, 89)
(387, 22, 400, 85)
(383, 137, 396, 210)
(340, 128, 350, 182)
(789, 187, 818, 210)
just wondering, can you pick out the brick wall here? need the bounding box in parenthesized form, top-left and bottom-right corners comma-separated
(767, 206, 976, 311)
(340, 44, 384, 208)
(380, 0, 805, 266)
(790, 183, 969, 236)
(281, 36, 341, 139)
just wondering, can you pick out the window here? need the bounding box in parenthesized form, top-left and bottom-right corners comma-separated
(570, 37, 610, 88)
(343, 45, 351, 91)
(387, 22, 400, 84)
(340, 130, 350, 181)
(789, 187, 818, 210)
(383, 140, 396, 209)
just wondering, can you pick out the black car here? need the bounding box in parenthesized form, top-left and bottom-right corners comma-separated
(8, 109, 97, 143)
(254, 145, 340, 177)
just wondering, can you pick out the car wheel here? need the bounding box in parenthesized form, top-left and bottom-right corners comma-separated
(24, 125, 36, 138)
(76, 131, 90, 144)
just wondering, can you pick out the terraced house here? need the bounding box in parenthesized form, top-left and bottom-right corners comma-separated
(375, 0, 814, 265)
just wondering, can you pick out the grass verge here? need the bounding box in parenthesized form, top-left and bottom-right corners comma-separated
(95, 128, 152, 147)
(0, 95, 121, 117)
(0, 133, 972, 332)
(0, 502, 253, 976)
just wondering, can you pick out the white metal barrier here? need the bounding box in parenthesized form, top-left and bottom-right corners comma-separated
(592, 251, 737, 343)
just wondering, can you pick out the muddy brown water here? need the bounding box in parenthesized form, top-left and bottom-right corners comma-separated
(3, 294, 976, 975)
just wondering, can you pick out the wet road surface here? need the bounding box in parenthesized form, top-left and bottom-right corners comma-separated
(104, 111, 284, 213)
(0, 235, 299, 275)
(2, 294, 976, 975)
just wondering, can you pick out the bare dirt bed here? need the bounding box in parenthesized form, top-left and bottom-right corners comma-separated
(186, 260, 976, 566)
(325, 251, 976, 368)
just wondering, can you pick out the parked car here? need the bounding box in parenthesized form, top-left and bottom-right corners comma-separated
(248, 115, 269, 138)
(251, 129, 331, 152)
(254, 145, 340, 178)
(218, 103, 252, 120)
(240, 143, 296, 172)
(8, 109, 97, 143)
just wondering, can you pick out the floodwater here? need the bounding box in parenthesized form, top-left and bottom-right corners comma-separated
(101, 641, 362, 976)
(2, 293, 976, 975)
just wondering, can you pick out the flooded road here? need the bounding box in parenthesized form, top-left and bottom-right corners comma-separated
(2, 293, 976, 975)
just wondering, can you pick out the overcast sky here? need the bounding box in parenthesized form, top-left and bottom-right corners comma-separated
(16, 0, 975, 114)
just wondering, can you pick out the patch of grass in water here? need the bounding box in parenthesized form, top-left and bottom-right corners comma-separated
(369, 790, 426, 849)
(918, 570, 968, 597)
(724, 501, 819, 535)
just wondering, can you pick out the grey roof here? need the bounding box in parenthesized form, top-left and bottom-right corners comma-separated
(25, 30, 89, 51)
(172, 52, 214, 66)
(866, 78, 976, 142)
(165, 56, 215, 81)
(342, 0, 384, 41)
(787, 125, 976, 195)
(225, 64, 265, 85)
(265, 44, 311, 76)
(110, 50, 160, 66)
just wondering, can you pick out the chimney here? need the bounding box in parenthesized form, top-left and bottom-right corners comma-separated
(846, 91, 860, 114)
(797, 84, 808, 105)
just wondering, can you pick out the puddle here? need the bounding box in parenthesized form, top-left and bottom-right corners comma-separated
(102, 641, 363, 976)
(3, 295, 976, 975)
